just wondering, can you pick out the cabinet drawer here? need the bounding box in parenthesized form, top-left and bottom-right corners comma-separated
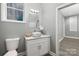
(26, 44, 40, 56)
(26, 38, 49, 45)
(40, 42, 49, 55)
(26, 42, 49, 56)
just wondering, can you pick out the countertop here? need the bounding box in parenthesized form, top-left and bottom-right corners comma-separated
(24, 35, 50, 41)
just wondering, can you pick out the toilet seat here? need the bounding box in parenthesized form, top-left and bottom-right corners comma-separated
(4, 50, 17, 56)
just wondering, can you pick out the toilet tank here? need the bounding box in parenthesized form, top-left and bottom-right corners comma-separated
(5, 38, 20, 51)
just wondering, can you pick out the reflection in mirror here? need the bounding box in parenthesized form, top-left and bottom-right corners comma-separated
(28, 9, 40, 32)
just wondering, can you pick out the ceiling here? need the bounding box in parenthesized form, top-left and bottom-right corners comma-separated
(60, 4, 79, 17)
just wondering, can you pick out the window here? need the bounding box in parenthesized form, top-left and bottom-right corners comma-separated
(1, 3, 25, 23)
(69, 16, 77, 31)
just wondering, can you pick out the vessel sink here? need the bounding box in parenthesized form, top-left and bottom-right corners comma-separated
(32, 32, 42, 37)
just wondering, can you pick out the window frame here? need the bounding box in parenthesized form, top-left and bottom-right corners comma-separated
(1, 3, 26, 23)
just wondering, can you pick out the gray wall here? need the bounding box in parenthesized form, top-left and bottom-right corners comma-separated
(65, 16, 79, 37)
(0, 3, 42, 56)
(0, 3, 62, 55)
(41, 3, 62, 53)
(58, 10, 64, 41)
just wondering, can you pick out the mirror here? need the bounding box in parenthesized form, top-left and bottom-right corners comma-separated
(28, 9, 40, 32)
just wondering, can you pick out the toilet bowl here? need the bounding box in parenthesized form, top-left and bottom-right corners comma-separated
(4, 38, 20, 56)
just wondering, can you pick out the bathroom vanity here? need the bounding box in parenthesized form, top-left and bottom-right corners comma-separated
(25, 35, 50, 56)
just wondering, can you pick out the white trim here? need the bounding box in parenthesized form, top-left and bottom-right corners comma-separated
(56, 3, 73, 56)
(59, 37, 64, 42)
(65, 36, 79, 39)
(56, 6, 59, 55)
(48, 51, 56, 56)
(1, 20, 26, 23)
(63, 16, 65, 37)
(57, 3, 76, 9)
(1, 3, 26, 23)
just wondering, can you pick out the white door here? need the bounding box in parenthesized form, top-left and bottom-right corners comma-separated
(27, 44, 40, 56)
(40, 42, 49, 55)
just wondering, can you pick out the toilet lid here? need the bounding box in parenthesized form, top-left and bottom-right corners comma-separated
(4, 50, 17, 56)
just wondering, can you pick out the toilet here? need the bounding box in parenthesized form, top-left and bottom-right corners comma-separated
(4, 38, 20, 56)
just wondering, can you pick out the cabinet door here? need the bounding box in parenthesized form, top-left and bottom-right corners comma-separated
(40, 42, 49, 55)
(27, 44, 40, 56)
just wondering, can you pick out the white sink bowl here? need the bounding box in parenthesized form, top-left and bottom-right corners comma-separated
(32, 32, 41, 37)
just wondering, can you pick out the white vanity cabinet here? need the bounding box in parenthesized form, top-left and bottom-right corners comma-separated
(25, 35, 50, 56)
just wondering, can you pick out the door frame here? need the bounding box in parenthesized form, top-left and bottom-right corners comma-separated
(56, 3, 75, 55)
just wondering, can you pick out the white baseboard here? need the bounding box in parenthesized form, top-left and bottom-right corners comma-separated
(65, 36, 79, 39)
(59, 37, 64, 42)
(48, 51, 56, 56)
